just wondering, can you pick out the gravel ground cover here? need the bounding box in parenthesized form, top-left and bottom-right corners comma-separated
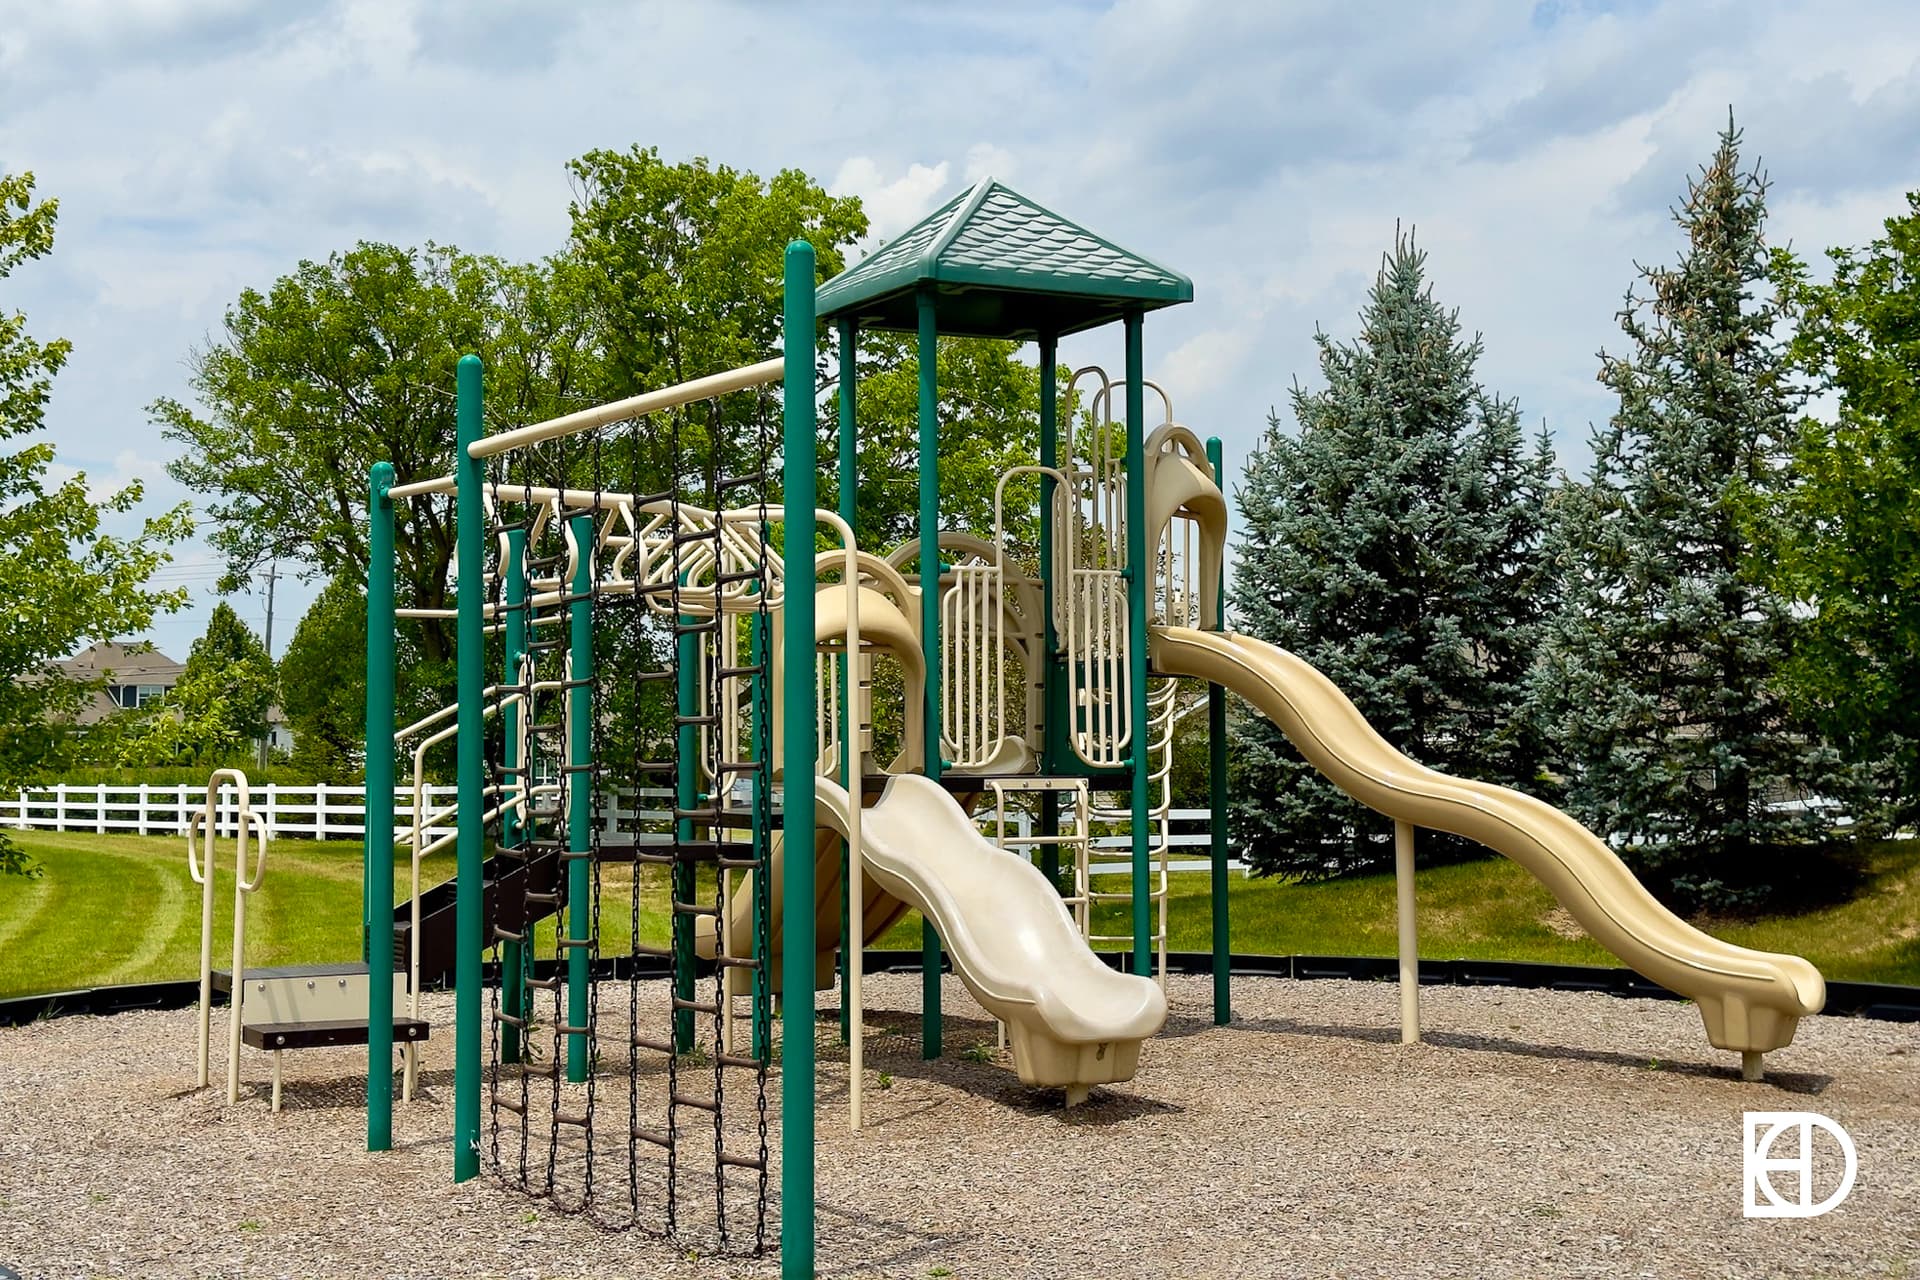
(1, 974, 1914, 1279)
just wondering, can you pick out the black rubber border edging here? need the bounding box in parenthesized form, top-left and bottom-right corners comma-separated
(6, 954, 1916, 1028)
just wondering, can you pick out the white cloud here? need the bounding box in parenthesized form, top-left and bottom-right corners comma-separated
(3, 0, 1917, 655)
(829, 157, 953, 244)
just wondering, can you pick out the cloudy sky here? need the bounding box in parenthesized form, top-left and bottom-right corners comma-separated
(4, 0, 1917, 659)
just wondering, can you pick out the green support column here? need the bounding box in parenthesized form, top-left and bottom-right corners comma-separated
(566, 515, 593, 1082)
(749, 605, 772, 1064)
(452, 353, 484, 1183)
(780, 239, 819, 1280)
(837, 317, 857, 1045)
(365, 461, 397, 1152)
(1206, 437, 1231, 1025)
(674, 597, 699, 1053)
(1123, 311, 1152, 976)
(1037, 334, 1062, 893)
(915, 284, 943, 1060)
(499, 528, 527, 1065)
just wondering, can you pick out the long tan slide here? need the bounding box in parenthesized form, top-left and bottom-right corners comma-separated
(815, 774, 1167, 1100)
(1150, 625, 1825, 1061)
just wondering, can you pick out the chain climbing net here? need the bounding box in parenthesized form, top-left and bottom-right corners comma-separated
(478, 388, 784, 1252)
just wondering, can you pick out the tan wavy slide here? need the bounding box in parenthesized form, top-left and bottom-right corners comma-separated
(814, 774, 1167, 1102)
(1150, 625, 1825, 1068)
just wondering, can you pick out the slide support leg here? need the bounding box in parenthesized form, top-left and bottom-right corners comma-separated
(1395, 819, 1420, 1044)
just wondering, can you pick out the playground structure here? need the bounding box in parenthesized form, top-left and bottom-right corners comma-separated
(283, 179, 1829, 1277)
(188, 770, 428, 1112)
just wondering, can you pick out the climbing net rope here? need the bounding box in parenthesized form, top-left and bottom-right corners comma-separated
(480, 388, 779, 1252)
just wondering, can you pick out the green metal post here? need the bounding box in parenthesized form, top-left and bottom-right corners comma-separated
(567, 515, 593, 1082)
(674, 599, 698, 1053)
(780, 239, 818, 1280)
(452, 353, 484, 1182)
(750, 605, 771, 1064)
(837, 317, 857, 1045)
(1124, 311, 1152, 976)
(366, 461, 396, 1152)
(915, 285, 943, 1060)
(1037, 335, 1061, 892)
(500, 527, 526, 1065)
(1206, 437, 1231, 1025)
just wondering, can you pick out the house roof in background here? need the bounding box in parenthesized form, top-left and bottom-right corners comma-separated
(58, 641, 184, 683)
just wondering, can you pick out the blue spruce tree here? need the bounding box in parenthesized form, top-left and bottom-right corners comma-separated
(1533, 120, 1851, 911)
(1231, 231, 1556, 878)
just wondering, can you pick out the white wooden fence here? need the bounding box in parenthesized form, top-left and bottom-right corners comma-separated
(3, 782, 668, 842)
(5, 782, 1243, 873)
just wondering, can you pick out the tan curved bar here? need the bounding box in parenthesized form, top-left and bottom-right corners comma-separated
(1142, 424, 1226, 626)
(1149, 625, 1825, 1062)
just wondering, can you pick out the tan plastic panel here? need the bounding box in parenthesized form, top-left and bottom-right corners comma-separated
(242, 972, 406, 1028)
(815, 775, 1166, 1090)
(1149, 625, 1825, 1055)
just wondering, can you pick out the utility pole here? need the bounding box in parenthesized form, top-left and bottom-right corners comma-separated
(258, 562, 278, 769)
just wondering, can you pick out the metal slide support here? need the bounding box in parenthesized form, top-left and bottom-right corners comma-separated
(780, 240, 819, 1280)
(1205, 437, 1230, 1025)
(1123, 312, 1152, 975)
(567, 515, 593, 1081)
(915, 285, 943, 1058)
(366, 461, 397, 1149)
(837, 316, 857, 1046)
(1396, 819, 1421, 1043)
(500, 527, 527, 1066)
(453, 353, 484, 1182)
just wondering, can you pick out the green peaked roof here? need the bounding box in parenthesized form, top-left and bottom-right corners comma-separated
(816, 178, 1193, 340)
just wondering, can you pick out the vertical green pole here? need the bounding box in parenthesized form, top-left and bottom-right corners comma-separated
(1036, 334, 1061, 892)
(567, 515, 593, 1082)
(366, 461, 396, 1152)
(1206, 437, 1231, 1025)
(915, 285, 943, 1060)
(749, 605, 771, 1064)
(674, 599, 698, 1053)
(780, 239, 818, 1280)
(500, 528, 526, 1065)
(453, 353, 484, 1183)
(1123, 311, 1152, 977)
(837, 317, 857, 1045)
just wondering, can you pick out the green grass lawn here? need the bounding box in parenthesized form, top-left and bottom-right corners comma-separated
(2, 829, 1916, 1001)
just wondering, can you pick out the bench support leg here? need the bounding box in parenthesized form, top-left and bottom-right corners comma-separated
(271, 1049, 283, 1113)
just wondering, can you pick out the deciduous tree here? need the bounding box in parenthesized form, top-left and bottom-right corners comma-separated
(0, 172, 188, 875)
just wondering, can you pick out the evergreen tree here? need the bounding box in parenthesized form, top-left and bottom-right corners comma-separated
(1533, 120, 1850, 910)
(1230, 231, 1556, 878)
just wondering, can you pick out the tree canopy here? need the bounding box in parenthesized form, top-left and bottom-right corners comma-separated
(155, 243, 598, 681)
(1230, 231, 1556, 878)
(1533, 122, 1853, 910)
(279, 574, 373, 782)
(1764, 193, 1920, 828)
(108, 602, 275, 767)
(0, 172, 188, 873)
